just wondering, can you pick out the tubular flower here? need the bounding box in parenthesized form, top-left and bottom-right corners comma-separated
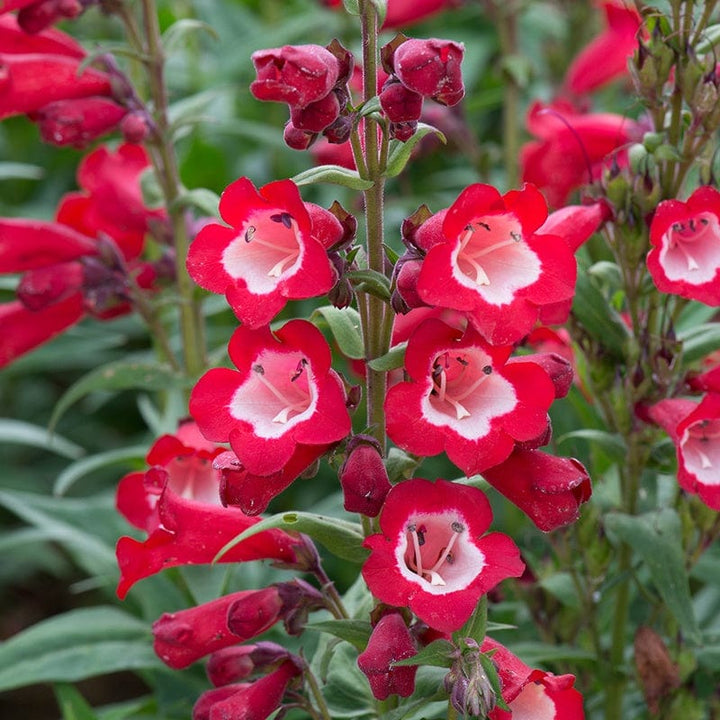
(385, 319, 556, 475)
(564, 0, 642, 95)
(415, 184, 577, 344)
(115, 421, 301, 599)
(190, 319, 351, 477)
(646, 186, 720, 306)
(0, 14, 83, 56)
(357, 612, 418, 700)
(647, 395, 720, 510)
(483, 638, 585, 720)
(187, 177, 338, 328)
(481, 448, 592, 531)
(520, 99, 639, 208)
(362, 478, 525, 632)
(0, 0, 85, 33)
(153, 587, 284, 670)
(192, 659, 302, 720)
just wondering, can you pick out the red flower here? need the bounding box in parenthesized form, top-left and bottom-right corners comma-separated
(339, 435, 391, 517)
(357, 612, 418, 700)
(193, 659, 301, 720)
(646, 186, 720, 306)
(647, 395, 720, 510)
(153, 587, 284, 669)
(250, 44, 340, 108)
(415, 183, 577, 344)
(388, 38, 464, 106)
(115, 421, 301, 598)
(1, 0, 84, 33)
(190, 319, 351, 476)
(0, 14, 83, 56)
(385, 319, 555, 475)
(0, 51, 111, 119)
(186, 177, 338, 328)
(320, 0, 458, 29)
(482, 448, 592, 531)
(564, 0, 642, 95)
(483, 638, 585, 720)
(362, 478, 525, 632)
(520, 99, 639, 208)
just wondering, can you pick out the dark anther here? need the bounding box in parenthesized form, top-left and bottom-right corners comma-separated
(416, 528, 426, 546)
(244, 225, 256, 243)
(482, 365, 492, 375)
(451, 521, 465, 533)
(456, 356, 469, 366)
(510, 231, 521, 242)
(477, 221, 491, 231)
(291, 357, 308, 382)
(701, 218, 709, 226)
(252, 363, 265, 375)
(270, 212, 294, 228)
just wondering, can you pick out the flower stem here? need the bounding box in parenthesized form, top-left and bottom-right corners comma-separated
(139, 0, 207, 380)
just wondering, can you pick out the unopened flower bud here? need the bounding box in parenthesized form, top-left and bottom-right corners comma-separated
(251, 44, 341, 108)
(17, 0, 83, 34)
(392, 255, 426, 311)
(390, 121, 417, 142)
(357, 613, 418, 700)
(120, 111, 150, 143)
(322, 113, 353, 144)
(290, 91, 341, 132)
(339, 435, 391, 517)
(283, 120, 316, 150)
(391, 38, 464, 106)
(379, 80, 423, 123)
(444, 649, 496, 718)
(272, 578, 327, 636)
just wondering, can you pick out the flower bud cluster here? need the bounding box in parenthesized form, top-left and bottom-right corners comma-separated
(250, 40, 354, 150)
(380, 35, 464, 141)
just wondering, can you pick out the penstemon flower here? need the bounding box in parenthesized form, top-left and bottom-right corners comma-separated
(362, 478, 525, 632)
(415, 183, 577, 344)
(186, 177, 339, 328)
(646, 186, 720, 306)
(190, 319, 351, 477)
(114, 421, 301, 598)
(385, 318, 556, 475)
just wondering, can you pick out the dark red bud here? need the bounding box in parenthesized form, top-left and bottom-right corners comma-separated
(379, 81, 423, 123)
(290, 91, 340, 133)
(283, 120, 316, 150)
(339, 435, 391, 517)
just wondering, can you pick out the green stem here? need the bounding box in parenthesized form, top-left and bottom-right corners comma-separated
(140, 0, 207, 380)
(359, 0, 389, 451)
(304, 661, 333, 720)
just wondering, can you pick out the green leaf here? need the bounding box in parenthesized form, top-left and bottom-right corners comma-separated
(50, 361, 189, 431)
(162, 18, 219, 53)
(313, 306, 364, 359)
(0, 607, 160, 692)
(355, 97, 382, 119)
(367, 342, 407, 371)
(679, 323, 720, 364)
(571, 264, 630, 359)
(696, 23, 720, 53)
(292, 165, 373, 190)
(385, 447, 419, 483)
(500, 54, 533, 87)
(54, 684, 99, 720)
(0, 162, 44, 180)
(478, 651, 509, 711)
(503, 642, 596, 665)
(53, 445, 147, 496)
(215, 511, 367, 564)
(0, 419, 84, 459)
(347, 269, 391, 301)
(385, 123, 447, 178)
(306, 619, 372, 651)
(605, 509, 702, 644)
(341, 0, 359, 14)
(394, 639, 454, 669)
(556, 429, 627, 462)
(539, 572, 581, 609)
(172, 187, 221, 217)
(453, 595, 487, 645)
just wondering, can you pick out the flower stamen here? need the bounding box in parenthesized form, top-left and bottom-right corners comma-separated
(252, 362, 311, 423)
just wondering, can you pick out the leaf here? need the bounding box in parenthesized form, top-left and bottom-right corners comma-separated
(313, 306, 364, 359)
(292, 165, 374, 190)
(571, 265, 630, 359)
(0, 162, 44, 180)
(393, 639, 454, 669)
(605, 510, 702, 644)
(306, 619, 372, 651)
(678, 323, 720, 364)
(347, 269, 391, 301)
(385, 123, 447, 178)
(478, 651, 509, 711)
(453, 595, 487, 645)
(556, 429, 627, 462)
(385, 447, 419, 483)
(54, 684, 99, 720)
(504, 642, 596, 665)
(215, 511, 367, 564)
(50, 361, 190, 431)
(172, 187, 221, 217)
(355, 97, 382, 119)
(162, 18, 219, 53)
(696, 23, 720, 53)
(367, 342, 407, 371)
(0, 607, 160, 692)
(0, 419, 84, 459)
(53, 445, 148, 496)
